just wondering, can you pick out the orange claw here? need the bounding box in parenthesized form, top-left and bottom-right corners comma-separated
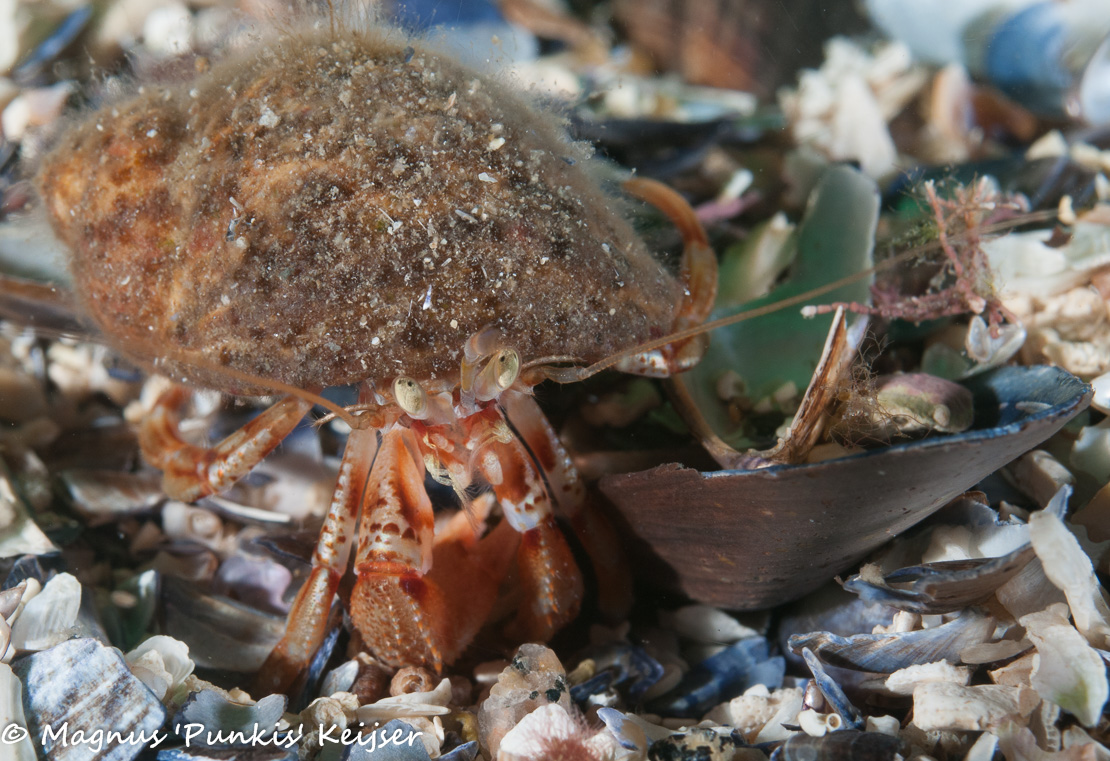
(349, 427, 517, 670)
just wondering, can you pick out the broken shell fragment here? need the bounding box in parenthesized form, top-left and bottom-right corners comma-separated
(0, 663, 35, 761)
(568, 642, 664, 705)
(125, 635, 194, 703)
(911, 682, 1039, 732)
(647, 636, 784, 718)
(9, 572, 80, 652)
(842, 544, 1036, 613)
(602, 365, 1090, 609)
(1020, 604, 1109, 727)
(789, 608, 995, 674)
(801, 647, 864, 729)
(776, 730, 903, 761)
(477, 644, 571, 759)
(172, 690, 287, 747)
(13, 638, 166, 761)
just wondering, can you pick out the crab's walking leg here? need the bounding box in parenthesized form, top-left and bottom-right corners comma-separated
(618, 177, 718, 377)
(349, 427, 518, 670)
(139, 386, 313, 502)
(254, 419, 381, 696)
(501, 390, 632, 622)
(474, 418, 585, 642)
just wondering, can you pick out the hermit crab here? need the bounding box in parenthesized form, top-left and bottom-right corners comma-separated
(33, 21, 717, 693)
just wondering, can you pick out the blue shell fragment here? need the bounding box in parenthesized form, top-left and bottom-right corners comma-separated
(789, 608, 994, 673)
(14, 638, 166, 761)
(3, 554, 59, 590)
(570, 643, 664, 704)
(801, 648, 863, 730)
(439, 741, 479, 761)
(983, 3, 1075, 116)
(12, 6, 93, 85)
(843, 546, 1036, 614)
(171, 692, 288, 748)
(597, 707, 643, 752)
(646, 637, 785, 718)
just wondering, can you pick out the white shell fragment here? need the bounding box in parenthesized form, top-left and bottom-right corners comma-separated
(965, 731, 1000, 761)
(355, 677, 453, 721)
(1028, 509, 1110, 648)
(0, 663, 36, 761)
(1020, 605, 1109, 727)
(779, 39, 924, 178)
(661, 605, 760, 644)
(0, 470, 58, 559)
(884, 661, 972, 695)
(702, 685, 804, 741)
(125, 636, 195, 702)
(965, 315, 1027, 369)
(797, 708, 844, 737)
(911, 682, 1038, 731)
(1092, 371, 1110, 415)
(9, 572, 81, 652)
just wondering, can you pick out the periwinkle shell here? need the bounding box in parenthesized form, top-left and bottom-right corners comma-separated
(600, 365, 1090, 609)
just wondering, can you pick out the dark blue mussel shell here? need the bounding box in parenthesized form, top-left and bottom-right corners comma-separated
(600, 365, 1091, 609)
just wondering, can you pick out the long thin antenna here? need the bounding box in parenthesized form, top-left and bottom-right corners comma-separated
(157, 351, 367, 429)
(549, 209, 1059, 382)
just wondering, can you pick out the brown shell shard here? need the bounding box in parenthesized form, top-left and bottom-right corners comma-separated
(37, 28, 681, 393)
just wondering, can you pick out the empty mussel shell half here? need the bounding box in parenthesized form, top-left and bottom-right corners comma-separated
(599, 365, 1090, 609)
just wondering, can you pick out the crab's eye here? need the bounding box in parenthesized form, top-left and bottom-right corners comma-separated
(493, 349, 520, 390)
(393, 376, 429, 418)
(472, 348, 520, 401)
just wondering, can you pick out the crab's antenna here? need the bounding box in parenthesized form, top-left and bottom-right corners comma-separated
(547, 208, 1060, 383)
(155, 350, 368, 429)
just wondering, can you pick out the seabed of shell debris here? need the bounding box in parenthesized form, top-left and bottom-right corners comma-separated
(4, 1, 1110, 760)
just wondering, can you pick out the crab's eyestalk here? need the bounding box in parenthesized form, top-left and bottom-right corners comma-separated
(473, 349, 520, 401)
(393, 376, 430, 419)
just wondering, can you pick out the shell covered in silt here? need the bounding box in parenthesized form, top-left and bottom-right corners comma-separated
(36, 25, 682, 394)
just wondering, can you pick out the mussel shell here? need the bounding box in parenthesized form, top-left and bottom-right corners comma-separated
(599, 365, 1090, 609)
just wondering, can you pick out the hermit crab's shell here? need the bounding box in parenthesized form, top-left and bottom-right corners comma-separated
(36, 27, 682, 394)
